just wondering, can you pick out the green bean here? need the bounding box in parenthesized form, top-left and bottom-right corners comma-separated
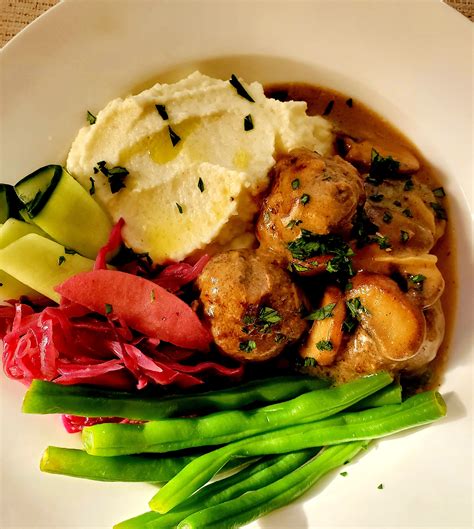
(178, 441, 368, 529)
(150, 390, 445, 513)
(40, 446, 198, 482)
(82, 372, 392, 456)
(23, 376, 329, 420)
(350, 381, 402, 410)
(115, 450, 318, 529)
(39, 446, 246, 482)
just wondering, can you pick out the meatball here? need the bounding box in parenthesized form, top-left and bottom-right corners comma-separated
(256, 148, 365, 260)
(197, 249, 308, 362)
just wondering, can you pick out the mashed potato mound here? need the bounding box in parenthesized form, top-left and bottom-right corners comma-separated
(67, 72, 333, 263)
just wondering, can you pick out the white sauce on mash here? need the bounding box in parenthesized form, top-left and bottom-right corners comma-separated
(67, 72, 333, 263)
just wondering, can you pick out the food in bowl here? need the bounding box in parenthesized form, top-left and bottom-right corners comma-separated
(0, 72, 452, 529)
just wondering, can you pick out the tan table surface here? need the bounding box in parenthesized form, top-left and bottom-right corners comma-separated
(1, 0, 472, 48)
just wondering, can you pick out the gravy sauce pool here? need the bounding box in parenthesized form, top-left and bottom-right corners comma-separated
(265, 83, 457, 389)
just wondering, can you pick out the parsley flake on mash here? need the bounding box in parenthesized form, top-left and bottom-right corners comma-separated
(67, 72, 333, 263)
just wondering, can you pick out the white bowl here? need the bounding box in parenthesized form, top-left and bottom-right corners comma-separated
(0, 1, 472, 528)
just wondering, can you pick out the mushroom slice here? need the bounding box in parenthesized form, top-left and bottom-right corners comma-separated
(346, 272, 426, 361)
(340, 137, 420, 174)
(299, 286, 346, 366)
(353, 246, 445, 309)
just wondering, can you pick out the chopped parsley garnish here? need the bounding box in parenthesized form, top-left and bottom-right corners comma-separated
(345, 98, 353, 108)
(366, 149, 400, 185)
(105, 303, 113, 315)
(198, 177, 205, 193)
(432, 187, 446, 198)
(300, 193, 310, 205)
(168, 125, 181, 147)
(400, 230, 410, 243)
(291, 178, 300, 190)
(372, 234, 391, 250)
(89, 177, 95, 195)
(305, 302, 336, 321)
(340, 471, 348, 477)
(64, 248, 77, 255)
(404, 179, 414, 191)
(94, 161, 129, 194)
(176, 203, 183, 214)
(303, 357, 317, 367)
(286, 219, 302, 229)
(87, 111, 96, 125)
(288, 262, 310, 273)
(244, 114, 254, 131)
(155, 104, 168, 120)
(323, 100, 335, 116)
(382, 211, 393, 224)
(409, 274, 426, 290)
(343, 297, 368, 334)
(393, 200, 402, 207)
(369, 193, 384, 202)
(316, 340, 333, 351)
(239, 340, 256, 353)
(229, 74, 255, 102)
(150, 289, 156, 302)
(430, 202, 447, 220)
(351, 207, 379, 247)
(377, 483, 384, 490)
(242, 306, 282, 335)
(402, 208, 413, 218)
(57, 256, 66, 266)
(288, 230, 355, 281)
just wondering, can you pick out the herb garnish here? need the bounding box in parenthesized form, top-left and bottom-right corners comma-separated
(366, 149, 400, 185)
(105, 303, 113, 315)
(432, 187, 446, 198)
(291, 179, 300, 190)
(402, 208, 413, 218)
(87, 111, 96, 125)
(155, 104, 168, 120)
(300, 193, 310, 205)
(351, 207, 379, 247)
(372, 234, 391, 250)
(198, 177, 205, 193)
(229, 74, 255, 102)
(343, 297, 368, 334)
(176, 203, 183, 214)
(430, 202, 447, 220)
(323, 100, 334, 116)
(340, 471, 348, 477)
(89, 177, 95, 196)
(382, 211, 393, 224)
(345, 98, 353, 108)
(400, 230, 410, 243)
(303, 357, 317, 367)
(58, 256, 66, 266)
(242, 306, 282, 335)
(239, 340, 257, 353)
(274, 333, 286, 344)
(94, 161, 129, 194)
(286, 219, 302, 229)
(404, 179, 414, 191)
(409, 274, 426, 290)
(369, 193, 384, 203)
(168, 126, 181, 147)
(316, 340, 333, 351)
(244, 114, 254, 131)
(305, 302, 336, 321)
(288, 262, 310, 273)
(377, 483, 384, 490)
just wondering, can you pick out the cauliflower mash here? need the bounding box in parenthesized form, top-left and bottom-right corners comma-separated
(67, 72, 333, 263)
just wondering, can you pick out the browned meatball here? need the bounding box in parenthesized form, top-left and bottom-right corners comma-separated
(197, 249, 308, 362)
(256, 148, 365, 260)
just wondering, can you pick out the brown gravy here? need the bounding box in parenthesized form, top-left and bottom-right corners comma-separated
(265, 83, 457, 389)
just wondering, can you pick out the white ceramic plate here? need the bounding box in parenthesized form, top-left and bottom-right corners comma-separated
(0, 1, 472, 528)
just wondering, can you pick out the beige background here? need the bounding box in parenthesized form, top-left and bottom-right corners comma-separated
(1, 0, 472, 48)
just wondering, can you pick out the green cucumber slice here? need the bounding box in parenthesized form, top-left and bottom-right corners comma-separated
(0, 270, 39, 301)
(0, 218, 48, 249)
(14, 165, 62, 217)
(15, 166, 113, 259)
(0, 234, 95, 302)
